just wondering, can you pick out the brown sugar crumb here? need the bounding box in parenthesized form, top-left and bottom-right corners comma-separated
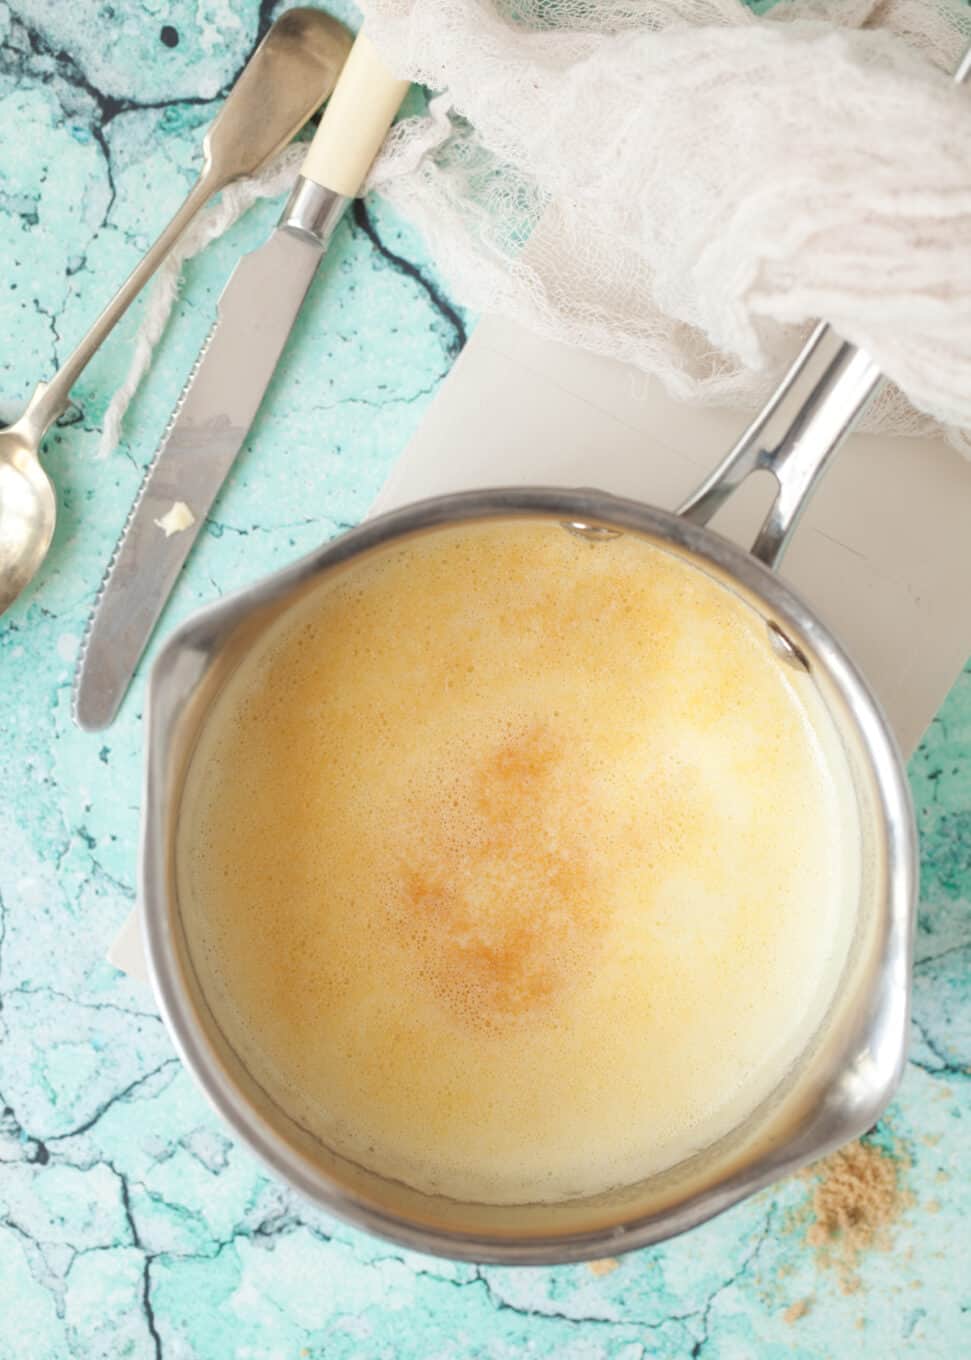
(782, 1298, 811, 1324)
(588, 1257, 619, 1277)
(801, 1138, 912, 1293)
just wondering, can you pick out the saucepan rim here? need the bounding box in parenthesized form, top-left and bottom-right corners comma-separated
(140, 486, 916, 1264)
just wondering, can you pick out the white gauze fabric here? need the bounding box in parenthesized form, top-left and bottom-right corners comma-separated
(361, 0, 971, 452)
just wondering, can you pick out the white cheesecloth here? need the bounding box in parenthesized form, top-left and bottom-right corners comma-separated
(101, 0, 971, 458)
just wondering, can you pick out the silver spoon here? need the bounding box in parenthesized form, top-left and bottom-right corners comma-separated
(0, 6, 351, 615)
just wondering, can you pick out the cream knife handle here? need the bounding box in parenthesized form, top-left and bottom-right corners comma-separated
(300, 31, 409, 197)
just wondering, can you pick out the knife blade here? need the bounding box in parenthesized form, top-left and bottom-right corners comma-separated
(74, 32, 408, 732)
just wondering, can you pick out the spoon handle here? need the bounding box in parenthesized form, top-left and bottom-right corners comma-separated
(17, 8, 356, 447)
(20, 169, 217, 439)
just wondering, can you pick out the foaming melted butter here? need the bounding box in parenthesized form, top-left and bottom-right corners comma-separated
(177, 519, 859, 1204)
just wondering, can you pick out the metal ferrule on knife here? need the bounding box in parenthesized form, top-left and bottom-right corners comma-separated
(279, 176, 349, 248)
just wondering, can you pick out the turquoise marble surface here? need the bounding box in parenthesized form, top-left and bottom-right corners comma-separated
(0, 2, 968, 1356)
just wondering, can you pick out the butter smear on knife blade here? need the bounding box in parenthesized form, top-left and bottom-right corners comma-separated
(154, 502, 196, 537)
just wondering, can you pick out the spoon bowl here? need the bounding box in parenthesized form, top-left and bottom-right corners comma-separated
(0, 414, 56, 614)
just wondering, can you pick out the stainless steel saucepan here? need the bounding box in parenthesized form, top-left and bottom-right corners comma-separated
(140, 314, 916, 1263)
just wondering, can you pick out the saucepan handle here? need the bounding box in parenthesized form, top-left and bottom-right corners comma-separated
(678, 323, 881, 569)
(679, 43, 971, 571)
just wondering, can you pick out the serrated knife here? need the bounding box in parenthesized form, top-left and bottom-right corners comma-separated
(73, 32, 408, 731)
